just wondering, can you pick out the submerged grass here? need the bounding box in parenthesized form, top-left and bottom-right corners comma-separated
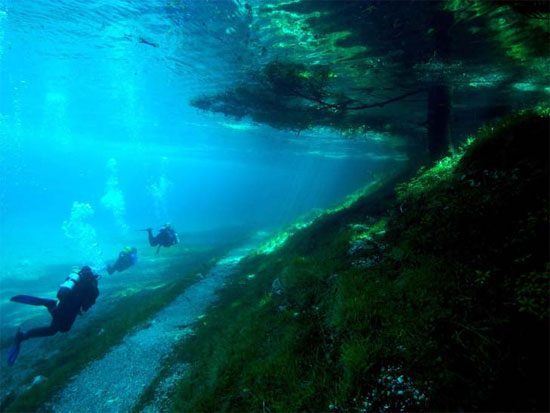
(170, 109, 549, 412)
(257, 179, 387, 255)
(1, 245, 234, 413)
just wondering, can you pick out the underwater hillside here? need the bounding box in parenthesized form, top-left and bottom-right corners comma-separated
(0, 1, 548, 412)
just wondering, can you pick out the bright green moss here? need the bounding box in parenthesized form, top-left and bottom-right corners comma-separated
(350, 218, 387, 242)
(397, 106, 549, 203)
(396, 153, 463, 202)
(258, 178, 384, 254)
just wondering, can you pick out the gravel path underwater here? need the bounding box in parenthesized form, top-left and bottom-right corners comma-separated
(49, 243, 257, 413)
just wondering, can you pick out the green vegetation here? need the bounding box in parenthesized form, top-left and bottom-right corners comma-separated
(190, 1, 549, 160)
(446, 0, 550, 65)
(169, 110, 549, 412)
(257, 179, 386, 255)
(1, 247, 229, 413)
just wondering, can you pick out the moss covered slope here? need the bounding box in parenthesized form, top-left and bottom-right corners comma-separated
(171, 109, 549, 412)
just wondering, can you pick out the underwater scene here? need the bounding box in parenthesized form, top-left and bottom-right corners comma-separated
(0, 0, 548, 412)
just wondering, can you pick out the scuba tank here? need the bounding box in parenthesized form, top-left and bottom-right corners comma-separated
(57, 271, 80, 301)
(57, 266, 97, 301)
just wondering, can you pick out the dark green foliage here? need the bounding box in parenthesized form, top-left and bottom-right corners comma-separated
(191, 61, 348, 132)
(170, 111, 548, 412)
(448, 0, 550, 61)
(190, 0, 548, 162)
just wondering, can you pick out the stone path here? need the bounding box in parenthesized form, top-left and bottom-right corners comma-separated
(50, 243, 256, 413)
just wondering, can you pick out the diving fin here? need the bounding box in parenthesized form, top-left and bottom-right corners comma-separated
(7, 344, 20, 366)
(7, 329, 22, 366)
(10, 295, 56, 309)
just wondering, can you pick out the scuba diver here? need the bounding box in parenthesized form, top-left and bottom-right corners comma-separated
(143, 224, 179, 254)
(107, 246, 138, 275)
(7, 266, 100, 366)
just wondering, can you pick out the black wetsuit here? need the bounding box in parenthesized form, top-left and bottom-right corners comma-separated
(107, 251, 136, 275)
(20, 274, 99, 341)
(147, 227, 177, 247)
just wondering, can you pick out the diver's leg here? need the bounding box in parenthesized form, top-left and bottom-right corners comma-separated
(20, 325, 58, 341)
(8, 320, 58, 365)
(11, 296, 57, 309)
(45, 299, 57, 314)
(7, 328, 24, 366)
(147, 229, 159, 246)
(46, 301, 57, 316)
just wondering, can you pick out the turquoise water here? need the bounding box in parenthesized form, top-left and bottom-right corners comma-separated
(0, 1, 547, 411)
(0, 0, 399, 282)
(0, 0, 403, 400)
(0, 3, 406, 400)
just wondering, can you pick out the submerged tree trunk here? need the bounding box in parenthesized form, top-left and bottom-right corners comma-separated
(427, 8, 454, 162)
(427, 83, 451, 161)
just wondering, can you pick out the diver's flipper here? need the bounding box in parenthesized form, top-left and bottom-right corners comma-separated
(7, 329, 22, 366)
(156, 245, 161, 255)
(10, 295, 56, 309)
(7, 344, 20, 366)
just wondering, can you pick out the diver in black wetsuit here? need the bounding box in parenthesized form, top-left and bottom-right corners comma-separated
(107, 246, 137, 275)
(7, 266, 100, 366)
(145, 224, 179, 254)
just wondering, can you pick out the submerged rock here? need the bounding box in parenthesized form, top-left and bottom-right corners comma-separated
(271, 277, 285, 295)
(352, 256, 380, 269)
(24, 375, 47, 392)
(358, 366, 429, 413)
(31, 375, 47, 386)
